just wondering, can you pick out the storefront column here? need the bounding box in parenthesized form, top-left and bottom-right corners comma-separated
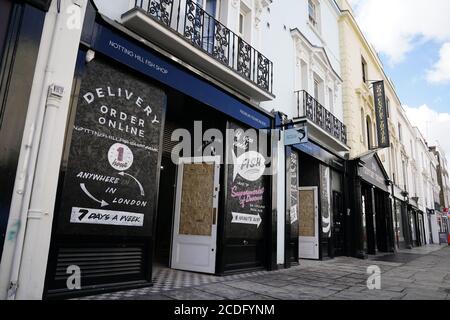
(269, 124, 279, 271)
(0, 0, 88, 300)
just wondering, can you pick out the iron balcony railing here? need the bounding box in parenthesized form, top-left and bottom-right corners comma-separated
(134, 0, 274, 93)
(295, 90, 347, 145)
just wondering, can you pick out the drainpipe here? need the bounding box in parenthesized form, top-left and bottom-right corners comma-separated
(5, 6, 63, 300)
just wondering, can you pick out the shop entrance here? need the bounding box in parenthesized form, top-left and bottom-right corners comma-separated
(298, 187, 319, 260)
(171, 157, 220, 274)
(361, 183, 376, 255)
(332, 191, 345, 256)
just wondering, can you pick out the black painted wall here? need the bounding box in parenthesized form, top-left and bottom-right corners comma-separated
(0, 2, 45, 260)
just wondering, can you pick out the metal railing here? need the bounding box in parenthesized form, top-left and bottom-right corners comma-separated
(295, 90, 347, 145)
(134, 0, 273, 93)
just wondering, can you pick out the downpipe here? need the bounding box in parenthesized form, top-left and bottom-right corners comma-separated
(6, 4, 63, 300)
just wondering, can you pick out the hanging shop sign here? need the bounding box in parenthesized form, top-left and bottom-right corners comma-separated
(55, 58, 165, 237)
(373, 81, 390, 149)
(285, 126, 308, 146)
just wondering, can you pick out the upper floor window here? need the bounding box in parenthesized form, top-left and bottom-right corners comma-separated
(313, 75, 324, 105)
(386, 97, 390, 118)
(238, 1, 251, 42)
(361, 57, 368, 84)
(398, 123, 403, 143)
(328, 87, 334, 114)
(308, 0, 320, 31)
(366, 115, 373, 149)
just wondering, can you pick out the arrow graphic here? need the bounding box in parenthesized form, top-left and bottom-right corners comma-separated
(80, 183, 109, 207)
(231, 212, 262, 228)
(119, 172, 145, 196)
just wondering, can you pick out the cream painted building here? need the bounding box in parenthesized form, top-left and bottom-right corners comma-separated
(337, 0, 436, 251)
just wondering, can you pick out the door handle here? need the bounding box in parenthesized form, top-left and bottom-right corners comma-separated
(212, 208, 217, 225)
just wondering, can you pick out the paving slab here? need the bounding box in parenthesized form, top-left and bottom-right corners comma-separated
(81, 246, 450, 301)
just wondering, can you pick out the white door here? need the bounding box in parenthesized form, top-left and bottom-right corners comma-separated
(298, 187, 319, 260)
(171, 157, 220, 274)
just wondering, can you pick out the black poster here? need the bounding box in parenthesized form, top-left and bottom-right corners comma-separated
(373, 81, 390, 149)
(290, 152, 299, 227)
(225, 122, 269, 240)
(56, 58, 165, 237)
(320, 164, 331, 238)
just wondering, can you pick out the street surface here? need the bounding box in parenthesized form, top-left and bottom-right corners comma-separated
(83, 245, 450, 300)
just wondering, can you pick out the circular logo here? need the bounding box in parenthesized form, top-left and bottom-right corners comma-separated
(108, 143, 134, 171)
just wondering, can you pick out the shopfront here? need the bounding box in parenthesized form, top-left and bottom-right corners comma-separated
(393, 197, 411, 249)
(285, 140, 346, 264)
(349, 152, 394, 257)
(406, 205, 427, 247)
(43, 6, 275, 299)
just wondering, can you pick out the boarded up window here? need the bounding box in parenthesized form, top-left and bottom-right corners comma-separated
(299, 190, 316, 237)
(179, 163, 214, 236)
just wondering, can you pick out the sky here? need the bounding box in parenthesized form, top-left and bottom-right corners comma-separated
(348, 0, 450, 156)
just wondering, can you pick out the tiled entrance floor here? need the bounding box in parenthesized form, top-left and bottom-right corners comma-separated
(79, 266, 271, 300)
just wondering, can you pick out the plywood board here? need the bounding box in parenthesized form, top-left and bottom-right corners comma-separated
(299, 190, 315, 237)
(179, 163, 214, 236)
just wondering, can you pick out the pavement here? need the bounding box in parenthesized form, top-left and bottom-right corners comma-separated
(82, 245, 450, 300)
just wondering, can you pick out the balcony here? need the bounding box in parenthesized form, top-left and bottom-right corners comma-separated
(121, 0, 274, 101)
(295, 90, 348, 152)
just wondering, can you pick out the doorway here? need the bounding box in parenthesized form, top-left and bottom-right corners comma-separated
(171, 157, 220, 274)
(361, 183, 376, 255)
(298, 187, 319, 260)
(154, 155, 177, 267)
(332, 191, 345, 256)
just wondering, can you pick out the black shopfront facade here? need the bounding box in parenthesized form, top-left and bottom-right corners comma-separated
(392, 188, 428, 250)
(392, 192, 410, 249)
(349, 152, 395, 258)
(43, 5, 276, 299)
(283, 132, 347, 266)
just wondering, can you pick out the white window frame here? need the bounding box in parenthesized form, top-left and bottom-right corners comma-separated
(308, 0, 319, 29)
